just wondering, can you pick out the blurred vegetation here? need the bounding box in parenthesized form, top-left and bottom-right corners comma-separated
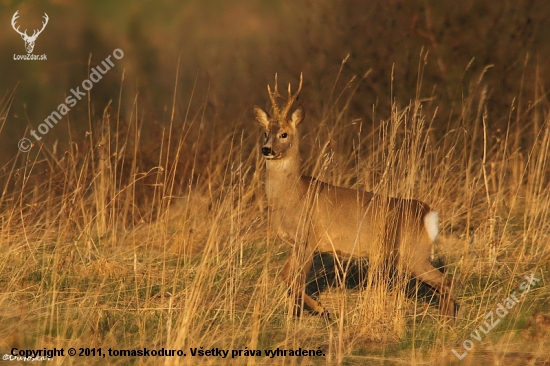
(1, 0, 549, 164)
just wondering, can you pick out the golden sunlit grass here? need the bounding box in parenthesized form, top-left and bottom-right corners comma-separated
(1, 59, 549, 365)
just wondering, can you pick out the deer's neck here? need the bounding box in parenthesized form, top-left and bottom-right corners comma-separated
(265, 153, 303, 209)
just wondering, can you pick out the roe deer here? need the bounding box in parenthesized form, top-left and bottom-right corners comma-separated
(254, 73, 457, 321)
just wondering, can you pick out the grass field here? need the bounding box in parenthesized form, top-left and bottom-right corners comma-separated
(1, 1, 549, 365)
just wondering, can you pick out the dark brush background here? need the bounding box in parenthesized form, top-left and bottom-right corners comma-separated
(1, 0, 549, 172)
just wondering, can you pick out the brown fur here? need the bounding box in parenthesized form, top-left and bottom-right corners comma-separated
(254, 74, 456, 321)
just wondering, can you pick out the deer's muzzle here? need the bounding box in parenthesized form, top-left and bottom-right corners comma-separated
(262, 147, 274, 157)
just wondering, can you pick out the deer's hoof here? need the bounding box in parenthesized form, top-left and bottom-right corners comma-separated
(318, 309, 331, 321)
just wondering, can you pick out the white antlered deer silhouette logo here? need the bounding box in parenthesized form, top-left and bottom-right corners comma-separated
(11, 11, 49, 54)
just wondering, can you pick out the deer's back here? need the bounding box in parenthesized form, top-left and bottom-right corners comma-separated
(299, 176, 432, 259)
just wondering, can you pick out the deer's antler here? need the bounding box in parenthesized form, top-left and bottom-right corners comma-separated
(267, 73, 303, 119)
(267, 73, 281, 117)
(280, 72, 302, 119)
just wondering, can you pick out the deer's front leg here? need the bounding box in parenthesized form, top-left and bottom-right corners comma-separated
(280, 248, 328, 318)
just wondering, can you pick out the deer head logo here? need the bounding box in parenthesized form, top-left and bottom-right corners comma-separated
(11, 11, 49, 54)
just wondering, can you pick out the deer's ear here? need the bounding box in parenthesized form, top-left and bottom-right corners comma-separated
(290, 106, 304, 127)
(254, 106, 270, 128)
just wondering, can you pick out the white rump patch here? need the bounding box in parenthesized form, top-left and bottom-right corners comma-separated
(424, 210, 440, 242)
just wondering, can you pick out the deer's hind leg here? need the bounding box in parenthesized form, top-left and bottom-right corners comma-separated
(409, 260, 457, 320)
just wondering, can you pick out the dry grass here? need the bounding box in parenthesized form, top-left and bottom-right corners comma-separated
(1, 53, 549, 365)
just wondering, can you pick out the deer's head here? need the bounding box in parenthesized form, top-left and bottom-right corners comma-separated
(254, 73, 304, 160)
(12, 11, 49, 54)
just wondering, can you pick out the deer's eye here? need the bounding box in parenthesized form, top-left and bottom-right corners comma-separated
(281, 133, 288, 138)
(263, 132, 268, 138)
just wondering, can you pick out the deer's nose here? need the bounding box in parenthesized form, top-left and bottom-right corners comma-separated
(262, 147, 273, 156)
